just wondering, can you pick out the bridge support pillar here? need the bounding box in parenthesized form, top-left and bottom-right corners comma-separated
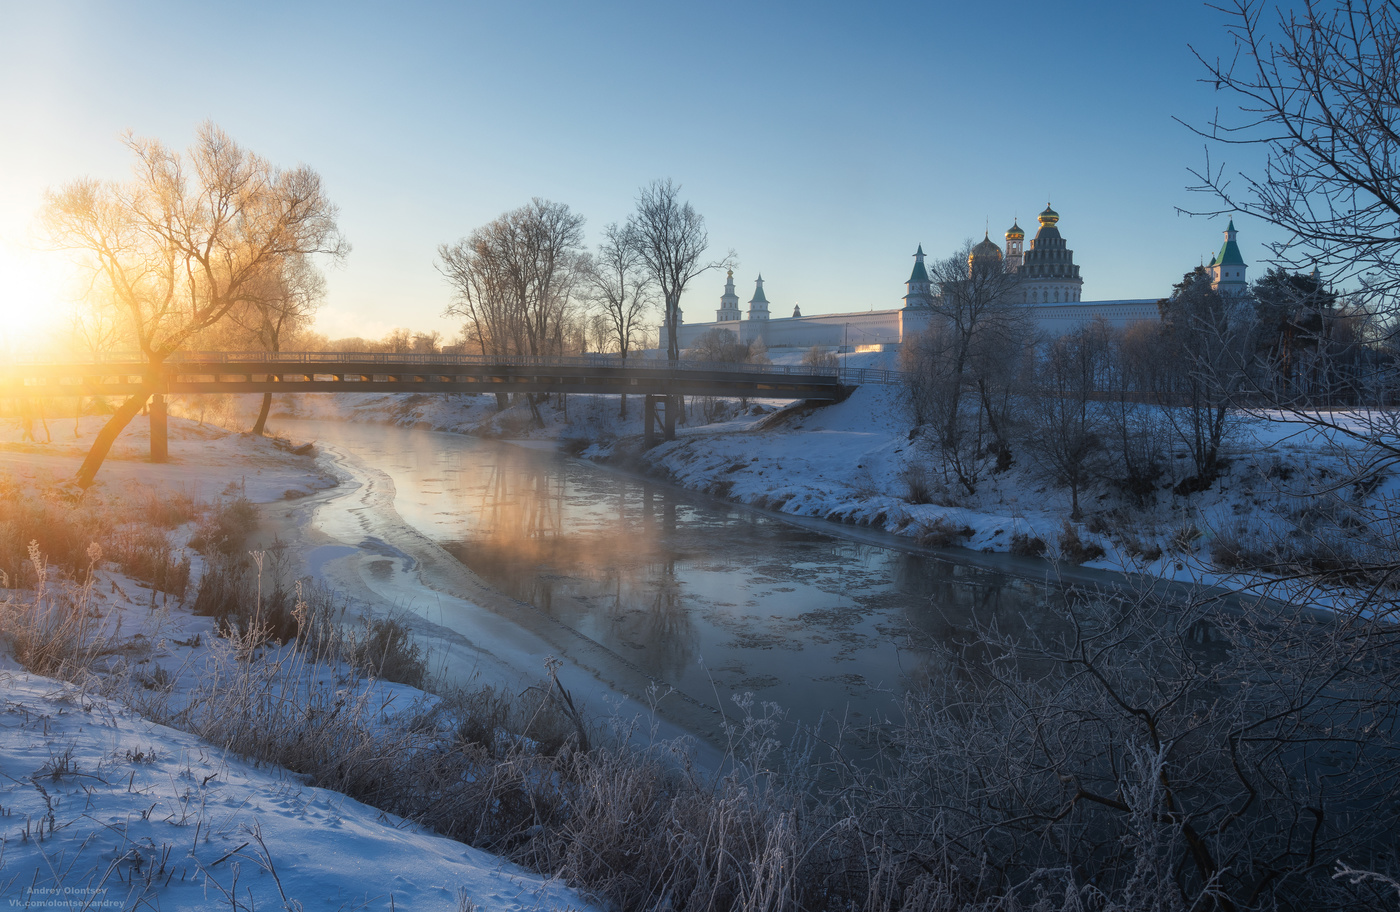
(644, 395, 660, 449)
(664, 394, 677, 441)
(149, 393, 168, 463)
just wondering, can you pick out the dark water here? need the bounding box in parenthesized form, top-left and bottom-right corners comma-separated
(299, 420, 1065, 727)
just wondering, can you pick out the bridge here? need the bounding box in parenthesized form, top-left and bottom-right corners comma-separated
(2, 351, 880, 454)
(0, 350, 854, 398)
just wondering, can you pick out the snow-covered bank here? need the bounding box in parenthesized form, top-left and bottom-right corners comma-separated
(0, 416, 605, 911)
(0, 665, 599, 912)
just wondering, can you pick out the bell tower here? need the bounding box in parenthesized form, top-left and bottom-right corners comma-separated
(716, 270, 741, 321)
(1004, 221, 1025, 271)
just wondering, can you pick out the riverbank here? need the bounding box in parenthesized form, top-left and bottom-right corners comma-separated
(0, 416, 605, 911)
(226, 350, 1398, 610)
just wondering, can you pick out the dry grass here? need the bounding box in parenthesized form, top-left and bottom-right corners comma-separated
(0, 471, 196, 596)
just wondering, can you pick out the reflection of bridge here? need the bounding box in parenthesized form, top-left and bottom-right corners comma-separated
(1, 351, 849, 399)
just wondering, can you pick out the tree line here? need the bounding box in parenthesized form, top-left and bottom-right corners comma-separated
(435, 181, 732, 364)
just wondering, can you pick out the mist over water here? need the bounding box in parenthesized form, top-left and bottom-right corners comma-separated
(296, 419, 1065, 729)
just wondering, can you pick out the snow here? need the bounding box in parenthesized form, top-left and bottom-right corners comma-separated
(0, 665, 596, 911)
(0, 415, 603, 911)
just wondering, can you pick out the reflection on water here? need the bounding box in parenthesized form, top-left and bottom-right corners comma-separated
(298, 420, 1065, 727)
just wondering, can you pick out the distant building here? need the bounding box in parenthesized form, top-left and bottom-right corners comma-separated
(1207, 219, 1249, 295)
(670, 209, 1247, 350)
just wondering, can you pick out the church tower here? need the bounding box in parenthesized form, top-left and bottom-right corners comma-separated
(1018, 204, 1083, 304)
(716, 270, 741, 321)
(903, 245, 935, 308)
(1208, 219, 1248, 295)
(748, 275, 770, 321)
(1004, 221, 1025, 271)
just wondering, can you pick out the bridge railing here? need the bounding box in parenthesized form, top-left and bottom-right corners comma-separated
(839, 366, 904, 386)
(10, 350, 842, 377)
(5, 350, 911, 386)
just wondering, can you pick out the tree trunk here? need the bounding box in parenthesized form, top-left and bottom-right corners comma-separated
(666, 293, 680, 363)
(251, 391, 273, 436)
(75, 388, 153, 488)
(149, 393, 168, 463)
(495, 392, 509, 411)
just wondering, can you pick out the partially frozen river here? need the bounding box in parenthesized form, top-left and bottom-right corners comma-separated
(295, 420, 1066, 731)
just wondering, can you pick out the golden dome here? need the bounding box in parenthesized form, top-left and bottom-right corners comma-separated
(968, 234, 1004, 270)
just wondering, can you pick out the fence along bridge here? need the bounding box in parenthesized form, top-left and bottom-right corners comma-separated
(1, 351, 857, 454)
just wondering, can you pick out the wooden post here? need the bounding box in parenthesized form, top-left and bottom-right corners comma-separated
(149, 392, 168, 463)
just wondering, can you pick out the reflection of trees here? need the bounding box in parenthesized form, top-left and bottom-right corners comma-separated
(592, 556, 699, 684)
(891, 553, 1076, 692)
(449, 450, 700, 682)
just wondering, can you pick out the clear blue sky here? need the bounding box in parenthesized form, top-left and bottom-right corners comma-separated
(0, 0, 1283, 343)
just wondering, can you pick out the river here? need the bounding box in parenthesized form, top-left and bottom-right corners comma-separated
(293, 420, 1070, 736)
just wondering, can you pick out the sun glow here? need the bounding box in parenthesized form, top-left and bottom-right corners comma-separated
(0, 239, 80, 357)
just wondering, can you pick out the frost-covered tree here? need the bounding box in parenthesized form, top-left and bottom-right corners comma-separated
(43, 123, 347, 487)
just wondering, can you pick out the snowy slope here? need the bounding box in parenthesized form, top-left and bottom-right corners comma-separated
(0, 663, 598, 911)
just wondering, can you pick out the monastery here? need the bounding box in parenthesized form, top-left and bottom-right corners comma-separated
(670, 207, 1248, 351)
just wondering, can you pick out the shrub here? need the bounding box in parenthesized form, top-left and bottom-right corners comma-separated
(801, 345, 840, 371)
(188, 496, 258, 555)
(900, 463, 935, 504)
(558, 435, 592, 457)
(352, 613, 427, 690)
(915, 517, 974, 548)
(1169, 522, 1203, 554)
(1058, 520, 1105, 564)
(1010, 531, 1047, 557)
(107, 523, 190, 597)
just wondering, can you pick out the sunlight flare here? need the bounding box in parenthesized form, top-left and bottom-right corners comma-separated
(0, 239, 78, 355)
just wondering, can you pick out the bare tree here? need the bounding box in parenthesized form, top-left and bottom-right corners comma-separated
(1103, 321, 1174, 504)
(1186, 0, 1400, 309)
(1155, 267, 1258, 491)
(439, 200, 585, 418)
(438, 199, 584, 360)
(903, 240, 1033, 494)
(438, 234, 521, 360)
(1025, 319, 1112, 519)
(412, 330, 442, 354)
(220, 254, 326, 435)
(43, 123, 347, 487)
(626, 179, 733, 362)
(585, 223, 654, 361)
(582, 223, 654, 416)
